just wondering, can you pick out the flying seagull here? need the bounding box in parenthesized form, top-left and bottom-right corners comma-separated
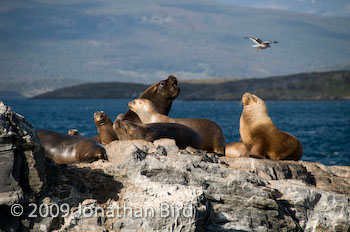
(244, 37, 278, 51)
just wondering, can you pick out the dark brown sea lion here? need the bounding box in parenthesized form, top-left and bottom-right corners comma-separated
(94, 111, 118, 145)
(225, 142, 249, 158)
(36, 130, 107, 164)
(112, 119, 202, 150)
(240, 93, 303, 160)
(129, 99, 226, 155)
(121, 75, 180, 123)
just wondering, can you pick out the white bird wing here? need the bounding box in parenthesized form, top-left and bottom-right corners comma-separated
(244, 37, 262, 44)
(263, 40, 278, 44)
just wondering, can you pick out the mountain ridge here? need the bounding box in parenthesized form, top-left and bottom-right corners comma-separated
(1, 0, 350, 96)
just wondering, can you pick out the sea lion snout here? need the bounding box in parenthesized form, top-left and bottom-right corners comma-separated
(242, 93, 251, 106)
(167, 75, 178, 86)
(167, 75, 180, 97)
(128, 100, 135, 109)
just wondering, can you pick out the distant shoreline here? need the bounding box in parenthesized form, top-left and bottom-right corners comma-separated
(30, 71, 350, 101)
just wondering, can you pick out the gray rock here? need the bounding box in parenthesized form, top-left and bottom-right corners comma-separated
(0, 102, 47, 198)
(0, 102, 47, 231)
(58, 141, 348, 232)
(1, 102, 349, 232)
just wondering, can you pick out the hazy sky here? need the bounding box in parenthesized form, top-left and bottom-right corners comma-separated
(215, 0, 350, 17)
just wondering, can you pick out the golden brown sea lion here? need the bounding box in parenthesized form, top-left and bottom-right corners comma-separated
(121, 75, 180, 123)
(113, 119, 202, 150)
(94, 111, 119, 145)
(129, 99, 226, 155)
(225, 142, 249, 158)
(36, 130, 107, 164)
(239, 93, 303, 160)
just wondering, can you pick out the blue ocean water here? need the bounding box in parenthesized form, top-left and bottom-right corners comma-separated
(2, 98, 350, 166)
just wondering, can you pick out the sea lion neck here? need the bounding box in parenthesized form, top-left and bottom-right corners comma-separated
(140, 94, 173, 115)
(242, 104, 273, 127)
(137, 109, 160, 124)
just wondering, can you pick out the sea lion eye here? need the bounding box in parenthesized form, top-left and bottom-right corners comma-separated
(157, 80, 166, 92)
(160, 80, 166, 87)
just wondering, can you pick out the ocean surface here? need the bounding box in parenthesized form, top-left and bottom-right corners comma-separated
(2, 98, 350, 166)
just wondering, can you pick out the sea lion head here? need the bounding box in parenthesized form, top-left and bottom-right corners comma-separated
(128, 99, 157, 116)
(141, 75, 180, 102)
(242, 93, 266, 109)
(113, 119, 141, 140)
(94, 111, 111, 126)
(74, 139, 108, 162)
(87, 142, 108, 161)
(68, 129, 80, 136)
(241, 93, 271, 125)
(122, 75, 180, 122)
(93, 144, 108, 161)
(157, 75, 180, 99)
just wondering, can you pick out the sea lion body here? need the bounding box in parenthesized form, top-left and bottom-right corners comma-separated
(240, 93, 303, 160)
(129, 99, 226, 154)
(113, 120, 202, 150)
(94, 111, 118, 145)
(225, 142, 249, 158)
(122, 75, 180, 123)
(36, 130, 107, 164)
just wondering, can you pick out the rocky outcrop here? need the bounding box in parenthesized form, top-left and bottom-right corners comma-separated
(1, 102, 349, 232)
(0, 102, 47, 231)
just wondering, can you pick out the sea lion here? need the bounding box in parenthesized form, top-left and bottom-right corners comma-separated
(68, 129, 80, 136)
(113, 119, 202, 150)
(225, 142, 249, 158)
(121, 75, 180, 123)
(94, 111, 118, 145)
(36, 130, 107, 164)
(129, 99, 226, 154)
(239, 93, 303, 160)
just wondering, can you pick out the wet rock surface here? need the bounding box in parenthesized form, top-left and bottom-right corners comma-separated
(1, 102, 349, 232)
